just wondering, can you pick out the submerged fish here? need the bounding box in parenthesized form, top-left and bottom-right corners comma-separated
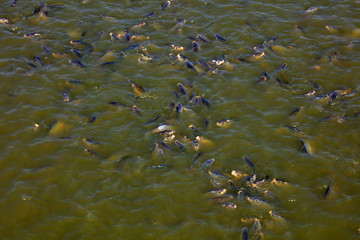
(323, 180, 334, 200)
(201, 158, 215, 169)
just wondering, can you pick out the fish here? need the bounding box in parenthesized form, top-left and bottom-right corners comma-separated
(34, 56, 45, 67)
(197, 59, 210, 70)
(215, 34, 226, 42)
(69, 48, 82, 58)
(185, 61, 197, 72)
(192, 41, 200, 52)
(216, 119, 232, 127)
(304, 6, 318, 13)
(211, 194, 233, 203)
(244, 156, 255, 173)
(257, 72, 270, 82)
(175, 140, 185, 149)
(208, 170, 229, 183)
(290, 106, 303, 116)
(132, 105, 142, 116)
(177, 83, 187, 95)
(70, 60, 86, 68)
(201, 158, 215, 169)
(176, 104, 182, 116)
(88, 115, 96, 124)
(300, 139, 313, 155)
(63, 92, 70, 102)
(70, 40, 90, 46)
(144, 164, 171, 169)
(220, 202, 236, 209)
(237, 188, 249, 199)
(122, 44, 140, 51)
(270, 178, 288, 185)
(205, 116, 210, 128)
(192, 152, 203, 164)
(269, 210, 286, 222)
(131, 22, 146, 31)
(82, 138, 99, 148)
(108, 101, 129, 107)
(171, 44, 184, 51)
(144, 115, 161, 125)
(41, 45, 51, 53)
(129, 80, 145, 96)
(303, 90, 316, 96)
(323, 180, 334, 200)
(24, 32, 41, 38)
(196, 33, 209, 42)
(231, 170, 247, 179)
(145, 12, 155, 18)
(242, 227, 248, 240)
(278, 63, 287, 71)
(84, 148, 96, 156)
(162, 0, 172, 10)
(205, 189, 227, 197)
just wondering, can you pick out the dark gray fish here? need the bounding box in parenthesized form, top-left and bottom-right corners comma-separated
(162, 0, 172, 10)
(122, 44, 140, 51)
(109, 32, 119, 41)
(66, 80, 82, 85)
(63, 92, 70, 102)
(176, 104, 182, 116)
(33, 3, 46, 15)
(132, 105, 142, 116)
(257, 72, 270, 82)
(208, 170, 229, 183)
(160, 141, 172, 150)
(279, 63, 287, 70)
(220, 202, 236, 209)
(242, 227, 248, 240)
(144, 115, 161, 125)
(192, 41, 200, 52)
(303, 90, 316, 96)
(185, 61, 197, 72)
(69, 48, 82, 58)
(192, 151, 203, 164)
(108, 101, 129, 107)
(244, 156, 255, 173)
(41, 45, 51, 53)
(201, 97, 210, 108)
(291, 106, 303, 116)
(146, 12, 155, 17)
(189, 93, 196, 101)
(84, 148, 96, 156)
(101, 61, 117, 66)
(83, 138, 99, 146)
(197, 59, 210, 70)
(205, 116, 210, 128)
(88, 115, 96, 124)
(323, 180, 334, 200)
(201, 158, 215, 169)
(34, 56, 45, 67)
(177, 83, 187, 95)
(286, 125, 303, 134)
(173, 91, 180, 98)
(215, 34, 226, 42)
(70, 60, 86, 69)
(11, 0, 17, 7)
(175, 140, 185, 149)
(24, 32, 41, 38)
(328, 90, 339, 104)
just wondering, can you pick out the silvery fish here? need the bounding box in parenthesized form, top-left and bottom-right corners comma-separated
(220, 202, 236, 209)
(201, 158, 215, 169)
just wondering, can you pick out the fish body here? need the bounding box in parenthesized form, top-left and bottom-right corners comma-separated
(70, 60, 86, 68)
(201, 158, 215, 169)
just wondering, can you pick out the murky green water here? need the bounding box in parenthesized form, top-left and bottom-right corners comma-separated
(1, 0, 360, 239)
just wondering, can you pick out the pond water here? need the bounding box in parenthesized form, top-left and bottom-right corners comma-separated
(1, 0, 360, 239)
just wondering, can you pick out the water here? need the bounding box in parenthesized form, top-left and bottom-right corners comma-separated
(1, 0, 360, 239)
